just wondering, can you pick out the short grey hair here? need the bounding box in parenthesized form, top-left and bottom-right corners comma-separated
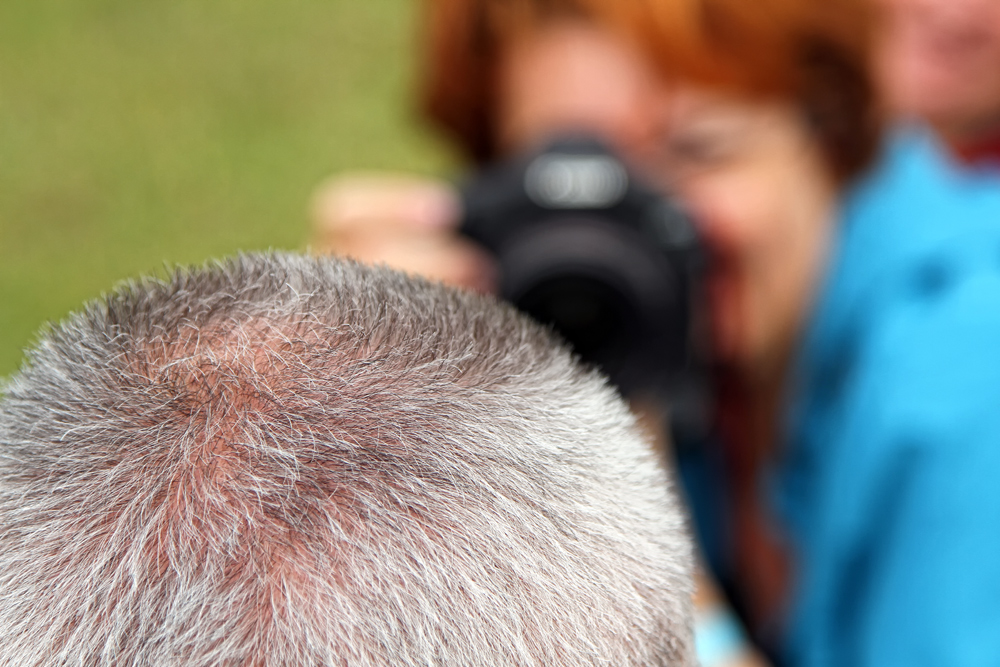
(0, 253, 694, 666)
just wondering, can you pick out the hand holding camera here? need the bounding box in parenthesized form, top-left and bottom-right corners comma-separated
(310, 172, 496, 293)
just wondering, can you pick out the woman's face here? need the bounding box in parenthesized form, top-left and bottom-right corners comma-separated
(497, 23, 838, 375)
(656, 89, 838, 373)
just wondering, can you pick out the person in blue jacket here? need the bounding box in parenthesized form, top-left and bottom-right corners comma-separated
(777, 126, 1000, 667)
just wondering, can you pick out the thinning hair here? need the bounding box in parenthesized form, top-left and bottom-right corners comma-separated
(0, 253, 693, 666)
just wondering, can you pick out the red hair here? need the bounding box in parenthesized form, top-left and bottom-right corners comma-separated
(420, 0, 594, 163)
(419, 0, 880, 180)
(585, 0, 881, 181)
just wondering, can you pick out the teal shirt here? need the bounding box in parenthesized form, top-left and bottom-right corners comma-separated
(779, 128, 1000, 666)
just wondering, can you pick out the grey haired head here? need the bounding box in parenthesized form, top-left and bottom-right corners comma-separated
(0, 252, 694, 666)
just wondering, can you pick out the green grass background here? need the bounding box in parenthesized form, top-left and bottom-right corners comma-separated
(0, 0, 455, 377)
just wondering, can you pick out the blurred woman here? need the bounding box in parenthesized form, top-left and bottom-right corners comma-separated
(312, 0, 882, 664)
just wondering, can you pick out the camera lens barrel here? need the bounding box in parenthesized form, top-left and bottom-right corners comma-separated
(500, 216, 686, 394)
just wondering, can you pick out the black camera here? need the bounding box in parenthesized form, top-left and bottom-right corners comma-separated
(459, 136, 711, 435)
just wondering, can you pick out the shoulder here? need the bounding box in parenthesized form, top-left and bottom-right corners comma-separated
(786, 126, 1000, 520)
(837, 126, 1000, 278)
(807, 124, 1000, 414)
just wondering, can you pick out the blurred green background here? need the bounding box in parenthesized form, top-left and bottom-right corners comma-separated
(0, 0, 454, 377)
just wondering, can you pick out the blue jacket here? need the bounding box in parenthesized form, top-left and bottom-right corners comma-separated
(778, 128, 1000, 666)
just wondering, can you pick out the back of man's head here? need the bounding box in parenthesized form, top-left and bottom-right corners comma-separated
(0, 253, 693, 666)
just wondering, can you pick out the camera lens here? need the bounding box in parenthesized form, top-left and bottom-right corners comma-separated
(518, 274, 634, 362)
(499, 217, 685, 394)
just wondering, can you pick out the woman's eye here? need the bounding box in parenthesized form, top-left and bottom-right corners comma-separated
(671, 136, 721, 165)
(667, 128, 740, 169)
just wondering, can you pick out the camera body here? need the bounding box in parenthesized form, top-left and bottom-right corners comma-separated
(460, 136, 710, 435)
